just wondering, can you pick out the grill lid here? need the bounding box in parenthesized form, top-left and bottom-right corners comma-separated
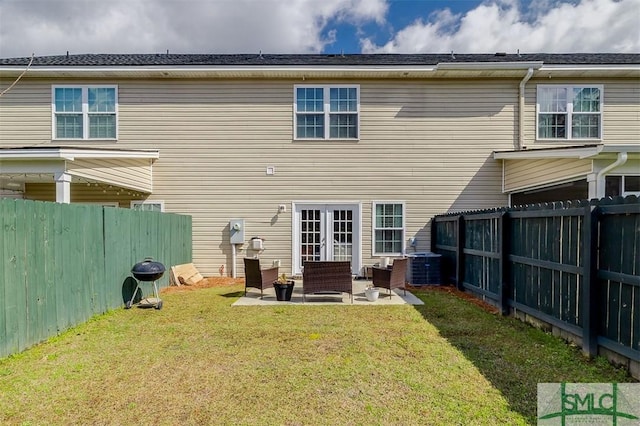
(131, 257, 165, 281)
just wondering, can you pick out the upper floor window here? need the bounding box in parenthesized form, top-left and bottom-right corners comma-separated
(373, 202, 404, 255)
(52, 85, 117, 140)
(294, 85, 359, 140)
(537, 85, 602, 140)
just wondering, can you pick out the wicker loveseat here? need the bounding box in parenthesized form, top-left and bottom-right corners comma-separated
(302, 261, 353, 303)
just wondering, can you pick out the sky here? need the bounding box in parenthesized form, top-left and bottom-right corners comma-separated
(0, 0, 638, 59)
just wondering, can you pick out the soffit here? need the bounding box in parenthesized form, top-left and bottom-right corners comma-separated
(0, 147, 158, 193)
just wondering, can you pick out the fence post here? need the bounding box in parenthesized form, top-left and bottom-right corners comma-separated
(456, 215, 465, 291)
(430, 218, 437, 253)
(582, 204, 599, 357)
(499, 212, 510, 316)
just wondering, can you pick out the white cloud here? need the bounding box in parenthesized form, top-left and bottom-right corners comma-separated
(0, 0, 636, 58)
(361, 0, 640, 53)
(0, 0, 388, 58)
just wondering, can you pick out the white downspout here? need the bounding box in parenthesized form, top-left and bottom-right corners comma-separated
(518, 68, 534, 150)
(595, 152, 628, 199)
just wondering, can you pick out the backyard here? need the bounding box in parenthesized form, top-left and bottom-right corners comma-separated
(0, 281, 635, 425)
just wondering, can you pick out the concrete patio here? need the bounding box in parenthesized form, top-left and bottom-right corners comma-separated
(232, 279, 424, 306)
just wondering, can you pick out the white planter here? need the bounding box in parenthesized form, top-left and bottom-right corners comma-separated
(364, 287, 380, 302)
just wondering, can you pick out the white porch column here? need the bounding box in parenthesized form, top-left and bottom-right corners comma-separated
(54, 172, 72, 204)
(587, 173, 598, 200)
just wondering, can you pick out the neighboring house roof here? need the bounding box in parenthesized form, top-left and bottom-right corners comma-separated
(1, 53, 638, 79)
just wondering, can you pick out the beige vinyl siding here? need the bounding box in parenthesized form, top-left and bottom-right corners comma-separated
(0, 80, 52, 144)
(25, 183, 140, 206)
(504, 158, 593, 192)
(0, 189, 23, 199)
(0, 78, 524, 276)
(67, 158, 153, 193)
(522, 78, 640, 148)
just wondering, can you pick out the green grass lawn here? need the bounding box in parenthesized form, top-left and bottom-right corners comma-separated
(0, 285, 634, 425)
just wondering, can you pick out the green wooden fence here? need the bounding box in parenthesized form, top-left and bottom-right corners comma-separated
(431, 196, 639, 363)
(0, 199, 192, 358)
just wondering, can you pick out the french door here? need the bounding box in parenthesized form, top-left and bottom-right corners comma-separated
(293, 203, 361, 275)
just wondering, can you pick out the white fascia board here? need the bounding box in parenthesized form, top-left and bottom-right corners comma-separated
(493, 144, 640, 160)
(0, 159, 65, 174)
(0, 65, 438, 76)
(493, 146, 601, 160)
(539, 64, 640, 72)
(0, 148, 159, 161)
(436, 61, 543, 70)
(62, 149, 160, 160)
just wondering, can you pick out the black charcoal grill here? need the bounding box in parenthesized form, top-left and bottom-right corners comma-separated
(126, 257, 165, 309)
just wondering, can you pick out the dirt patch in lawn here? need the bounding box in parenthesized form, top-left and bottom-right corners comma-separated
(410, 284, 500, 315)
(161, 276, 243, 294)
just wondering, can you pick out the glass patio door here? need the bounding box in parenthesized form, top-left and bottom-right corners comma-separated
(293, 203, 360, 275)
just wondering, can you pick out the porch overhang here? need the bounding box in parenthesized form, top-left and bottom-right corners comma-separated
(0, 147, 159, 202)
(493, 144, 640, 199)
(493, 144, 640, 161)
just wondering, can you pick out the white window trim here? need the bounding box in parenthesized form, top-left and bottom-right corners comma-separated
(372, 201, 406, 256)
(291, 202, 362, 275)
(51, 85, 118, 140)
(293, 84, 360, 140)
(130, 200, 165, 212)
(608, 175, 640, 197)
(82, 202, 119, 207)
(536, 84, 603, 141)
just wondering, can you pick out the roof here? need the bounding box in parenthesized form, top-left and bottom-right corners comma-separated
(1, 52, 639, 67)
(1, 53, 638, 80)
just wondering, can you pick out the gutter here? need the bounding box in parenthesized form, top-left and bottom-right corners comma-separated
(517, 68, 534, 150)
(595, 151, 628, 198)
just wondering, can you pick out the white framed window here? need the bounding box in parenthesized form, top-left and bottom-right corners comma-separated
(605, 175, 640, 197)
(537, 85, 602, 140)
(294, 85, 359, 140)
(82, 202, 119, 207)
(131, 201, 164, 212)
(372, 202, 405, 255)
(52, 85, 118, 140)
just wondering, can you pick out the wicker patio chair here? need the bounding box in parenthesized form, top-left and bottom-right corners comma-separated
(244, 257, 279, 299)
(372, 258, 408, 297)
(302, 261, 353, 303)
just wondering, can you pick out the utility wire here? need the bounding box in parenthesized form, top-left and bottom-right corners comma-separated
(0, 53, 35, 97)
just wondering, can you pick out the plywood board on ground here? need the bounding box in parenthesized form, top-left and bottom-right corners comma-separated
(170, 263, 204, 286)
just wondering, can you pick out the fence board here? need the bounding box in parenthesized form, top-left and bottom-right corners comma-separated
(0, 200, 10, 353)
(619, 283, 633, 348)
(0, 199, 192, 359)
(28, 201, 45, 345)
(634, 285, 639, 351)
(5, 200, 21, 354)
(14, 201, 28, 353)
(432, 196, 639, 365)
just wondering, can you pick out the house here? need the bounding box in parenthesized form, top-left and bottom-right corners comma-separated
(1, 53, 639, 277)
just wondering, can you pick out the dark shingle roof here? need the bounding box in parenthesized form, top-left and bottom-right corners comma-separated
(1, 53, 639, 67)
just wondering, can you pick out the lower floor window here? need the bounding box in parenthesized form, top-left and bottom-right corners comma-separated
(605, 175, 640, 197)
(373, 202, 404, 255)
(131, 201, 164, 212)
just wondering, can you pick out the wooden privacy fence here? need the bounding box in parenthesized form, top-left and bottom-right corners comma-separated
(0, 199, 192, 358)
(432, 196, 639, 363)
